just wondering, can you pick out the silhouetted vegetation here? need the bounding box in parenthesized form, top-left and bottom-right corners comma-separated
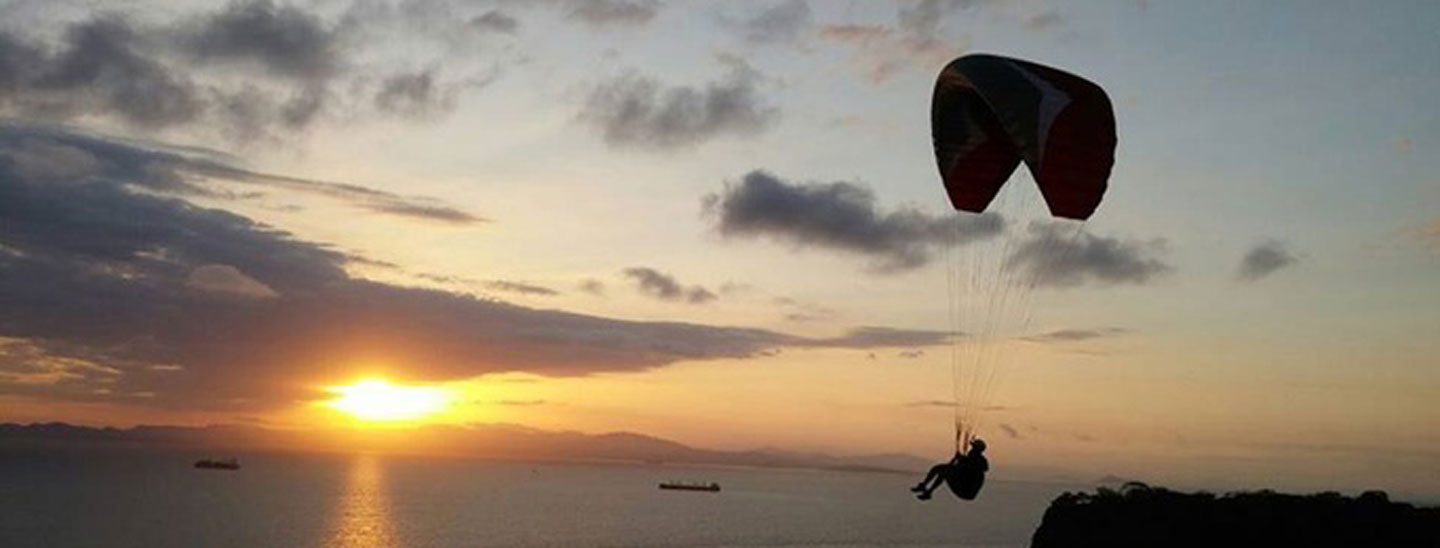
(1031, 482, 1440, 547)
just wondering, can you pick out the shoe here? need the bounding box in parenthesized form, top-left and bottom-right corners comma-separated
(909, 484, 926, 493)
(916, 492, 932, 500)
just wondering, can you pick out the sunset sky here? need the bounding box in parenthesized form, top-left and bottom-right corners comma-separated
(0, 0, 1436, 495)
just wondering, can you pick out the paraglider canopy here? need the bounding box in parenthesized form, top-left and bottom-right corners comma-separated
(932, 54, 1116, 220)
(929, 54, 1117, 455)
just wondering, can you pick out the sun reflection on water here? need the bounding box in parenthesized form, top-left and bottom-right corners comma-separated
(328, 455, 399, 548)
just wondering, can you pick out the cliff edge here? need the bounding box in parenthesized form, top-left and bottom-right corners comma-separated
(1031, 482, 1439, 547)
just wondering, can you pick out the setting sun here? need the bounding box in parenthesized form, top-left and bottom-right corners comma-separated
(324, 380, 452, 422)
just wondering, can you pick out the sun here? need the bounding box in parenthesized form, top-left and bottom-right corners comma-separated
(324, 379, 452, 422)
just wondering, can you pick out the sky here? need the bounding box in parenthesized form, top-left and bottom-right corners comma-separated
(0, 0, 1437, 495)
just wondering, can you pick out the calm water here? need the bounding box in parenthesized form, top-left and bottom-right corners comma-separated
(0, 447, 1077, 547)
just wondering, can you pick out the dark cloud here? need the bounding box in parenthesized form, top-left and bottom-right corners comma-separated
(0, 135, 950, 411)
(898, 0, 1001, 38)
(0, 18, 203, 129)
(416, 272, 467, 285)
(0, 2, 500, 141)
(484, 280, 559, 297)
(817, 327, 951, 348)
(722, 1, 812, 45)
(566, 0, 662, 28)
(1237, 240, 1299, 281)
(2, 133, 902, 410)
(774, 296, 837, 323)
(359, 199, 482, 225)
(1006, 222, 1172, 288)
(578, 279, 606, 296)
(0, 124, 483, 225)
(898, 349, 925, 359)
(181, 0, 339, 83)
(705, 170, 1004, 272)
(897, 0, 951, 38)
(470, 10, 520, 33)
(580, 61, 778, 150)
(1024, 327, 1129, 343)
(374, 69, 456, 118)
(0, 8, 309, 137)
(622, 268, 717, 304)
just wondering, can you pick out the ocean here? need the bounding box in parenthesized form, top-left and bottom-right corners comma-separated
(0, 447, 1079, 547)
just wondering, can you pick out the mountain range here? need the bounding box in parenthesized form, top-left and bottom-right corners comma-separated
(0, 422, 931, 474)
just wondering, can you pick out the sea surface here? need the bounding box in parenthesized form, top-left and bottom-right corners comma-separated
(0, 447, 1081, 547)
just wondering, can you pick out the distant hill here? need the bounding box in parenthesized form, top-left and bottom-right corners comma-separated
(0, 422, 927, 474)
(1031, 482, 1440, 547)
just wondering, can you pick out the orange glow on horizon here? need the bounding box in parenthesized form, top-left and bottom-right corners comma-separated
(323, 379, 453, 423)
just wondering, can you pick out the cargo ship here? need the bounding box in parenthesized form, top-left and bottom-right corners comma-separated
(659, 481, 720, 492)
(194, 458, 240, 470)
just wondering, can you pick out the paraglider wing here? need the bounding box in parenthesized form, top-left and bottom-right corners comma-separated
(932, 54, 1115, 220)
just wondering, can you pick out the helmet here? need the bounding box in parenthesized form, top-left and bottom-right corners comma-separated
(970, 438, 987, 452)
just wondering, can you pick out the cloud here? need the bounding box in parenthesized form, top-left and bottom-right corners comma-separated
(1006, 222, 1172, 288)
(0, 4, 344, 137)
(565, 0, 662, 28)
(470, 10, 520, 34)
(0, 18, 203, 129)
(578, 279, 606, 296)
(1237, 240, 1300, 281)
(580, 60, 778, 150)
(818, 24, 959, 84)
(374, 69, 457, 118)
(0, 124, 483, 225)
(185, 264, 279, 299)
(816, 327, 951, 348)
(817, 24, 892, 44)
(484, 280, 559, 297)
(897, 0, 997, 38)
(1420, 219, 1440, 247)
(1024, 10, 1065, 31)
(622, 268, 717, 304)
(1024, 327, 1129, 343)
(774, 296, 837, 322)
(0, 135, 949, 411)
(704, 170, 1004, 272)
(0, 337, 123, 389)
(721, 1, 812, 45)
(898, 349, 925, 359)
(823, 1, 1059, 84)
(0, 2, 502, 141)
(180, 0, 339, 83)
(3, 136, 895, 409)
(1395, 138, 1414, 153)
